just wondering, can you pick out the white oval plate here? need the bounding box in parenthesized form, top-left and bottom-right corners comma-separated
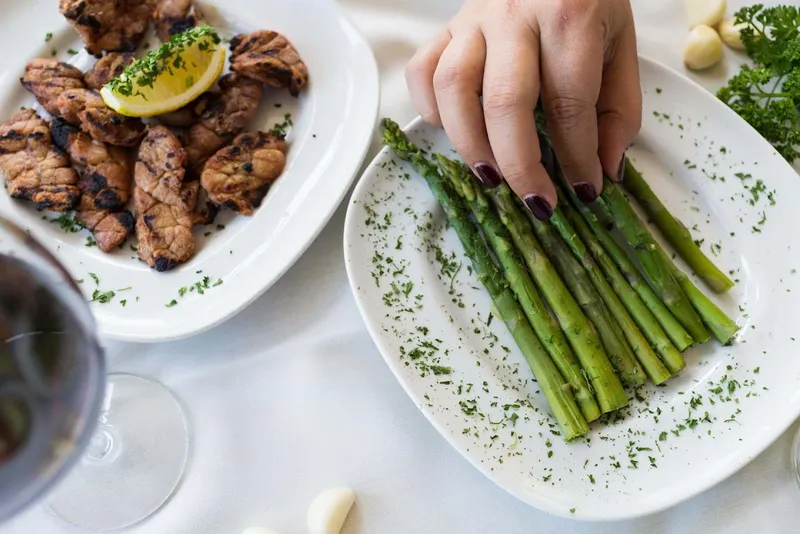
(344, 56, 800, 520)
(0, 0, 378, 342)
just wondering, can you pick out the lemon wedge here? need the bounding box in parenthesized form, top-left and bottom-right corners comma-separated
(101, 25, 226, 118)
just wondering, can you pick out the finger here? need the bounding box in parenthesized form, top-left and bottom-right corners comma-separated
(539, 16, 604, 203)
(597, 16, 642, 183)
(406, 30, 451, 127)
(482, 26, 555, 219)
(433, 28, 501, 188)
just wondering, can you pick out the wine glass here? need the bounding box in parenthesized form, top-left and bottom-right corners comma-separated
(0, 217, 189, 531)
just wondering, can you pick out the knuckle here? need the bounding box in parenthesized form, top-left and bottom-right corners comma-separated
(483, 86, 524, 120)
(433, 62, 467, 93)
(549, 0, 597, 25)
(546, 95, 594, 131)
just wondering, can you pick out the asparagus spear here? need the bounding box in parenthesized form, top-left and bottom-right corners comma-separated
(569, 196, 695, 352)
(623, 160, 734, 294)
(436, 156, 601, 422)
(597, 179, 711, 343)
(656, 246, 740, 344)
(381, 119, 589, 439)
(557, 196, 686, 376)
(526, 206, 646, 388)
(485, 184, 628, 412)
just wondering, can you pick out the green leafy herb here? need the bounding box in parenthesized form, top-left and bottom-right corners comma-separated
(106, 25, 221, 97)
(85, 236, 96, 247)
(67, 48, 78, 55)
(45, 32, 53, 42)
(49, 212, 84, 233)
(120, 299, 127, 307)
(717, 5, 800, 162)
(91, 289, 115, 304)
(166, 299, 178, 308)
(269, 113, 293, 138)
(89, 273, 99, 286)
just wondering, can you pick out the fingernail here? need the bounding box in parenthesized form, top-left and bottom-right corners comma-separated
(573, 182, 598, 204)
(473, 162, 502, 188)
(615, 153, 627, 183)
(523, 194, 553, 221)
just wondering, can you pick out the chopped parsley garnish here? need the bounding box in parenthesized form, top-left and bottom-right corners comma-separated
(67, 48, 78, 55)
(45, 32, 53, 42)
(49, 212, 84, 233)
(269, 113, 293, 138)
(89, 273, 100, 286)
(85, 236, 97, 247)
(106, 25, 221, 97)
(91, 289, 115, 304)
(166, 299, 178, 308)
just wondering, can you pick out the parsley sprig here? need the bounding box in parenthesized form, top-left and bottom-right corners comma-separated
(106, 25, 221, 98)
(717, 4, 800, 163)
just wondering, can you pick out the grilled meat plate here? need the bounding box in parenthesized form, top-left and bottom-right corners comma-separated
(0, 109, 79, 211)
(57, 88, 145, 146)
(59, 0, 153, 57)
(51, 118, 135, 252)
(185, 73, 262, 170)
(230, 30, 309, 96)
(134, 126, 197, 271)
(21, 59, 85, 116)
(154, 0, 204, 42)
(83, 52, 135, 90)
(201, 131, 286, 215)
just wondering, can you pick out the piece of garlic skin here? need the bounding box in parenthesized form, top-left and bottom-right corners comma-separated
(307, 487, 356, 534)
(684, 25, 724, 71)
(241, 528, 280, 534)
(718, 19, 748, 50)
(684, 0, 727, 29)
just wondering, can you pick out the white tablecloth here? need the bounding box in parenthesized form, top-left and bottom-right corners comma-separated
(6, 1, 800, 533)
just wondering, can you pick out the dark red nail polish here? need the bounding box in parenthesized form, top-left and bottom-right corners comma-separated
(573, 182, 598, 204)
(615, 153, 627, 183)
(523, 194, 553, 221)
(474, 162, 502, 188)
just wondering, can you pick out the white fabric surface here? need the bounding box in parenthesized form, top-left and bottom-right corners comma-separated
(6, 0, 800, 533)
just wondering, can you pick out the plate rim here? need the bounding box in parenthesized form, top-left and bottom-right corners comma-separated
(0, 0, 380, 343)
(343, 54, 800, 521)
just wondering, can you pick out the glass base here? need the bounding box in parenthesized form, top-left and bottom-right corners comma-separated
(45, 374, 189, 531)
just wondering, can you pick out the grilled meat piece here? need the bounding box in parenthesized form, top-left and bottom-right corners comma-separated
(57, 88, 145, 146)
(0, 110, 79, 211)
(77, 195, 135, 252)
(134, 126, 196, 271)
(185, 73, 262, 169)
(59, 0, 153, 57)
(156, 105, 197, 128)
(134, 187, 194, 271)
(51, 118, 135, 251)
(230, 31, 308, 96)
(154, 0, 203, 42)
(201, 131, 286, 215)
(20, 59, 86, 116)
(83, 52, 135, 90)
(51, 118, 132, 211)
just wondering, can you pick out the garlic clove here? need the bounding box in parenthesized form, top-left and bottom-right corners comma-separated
(307, 487, 356, 534)
(684, 0, 727, 29)
(684, 25, 724, 71)
(718, 19, 748, 51)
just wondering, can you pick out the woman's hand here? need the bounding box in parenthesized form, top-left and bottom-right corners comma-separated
(405, 0, 642, 219)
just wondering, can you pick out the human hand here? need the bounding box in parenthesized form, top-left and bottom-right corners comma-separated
(405, 0, 642, 220)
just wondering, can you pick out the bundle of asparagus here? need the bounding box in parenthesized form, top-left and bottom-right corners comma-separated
(381, 118, 739, 441)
